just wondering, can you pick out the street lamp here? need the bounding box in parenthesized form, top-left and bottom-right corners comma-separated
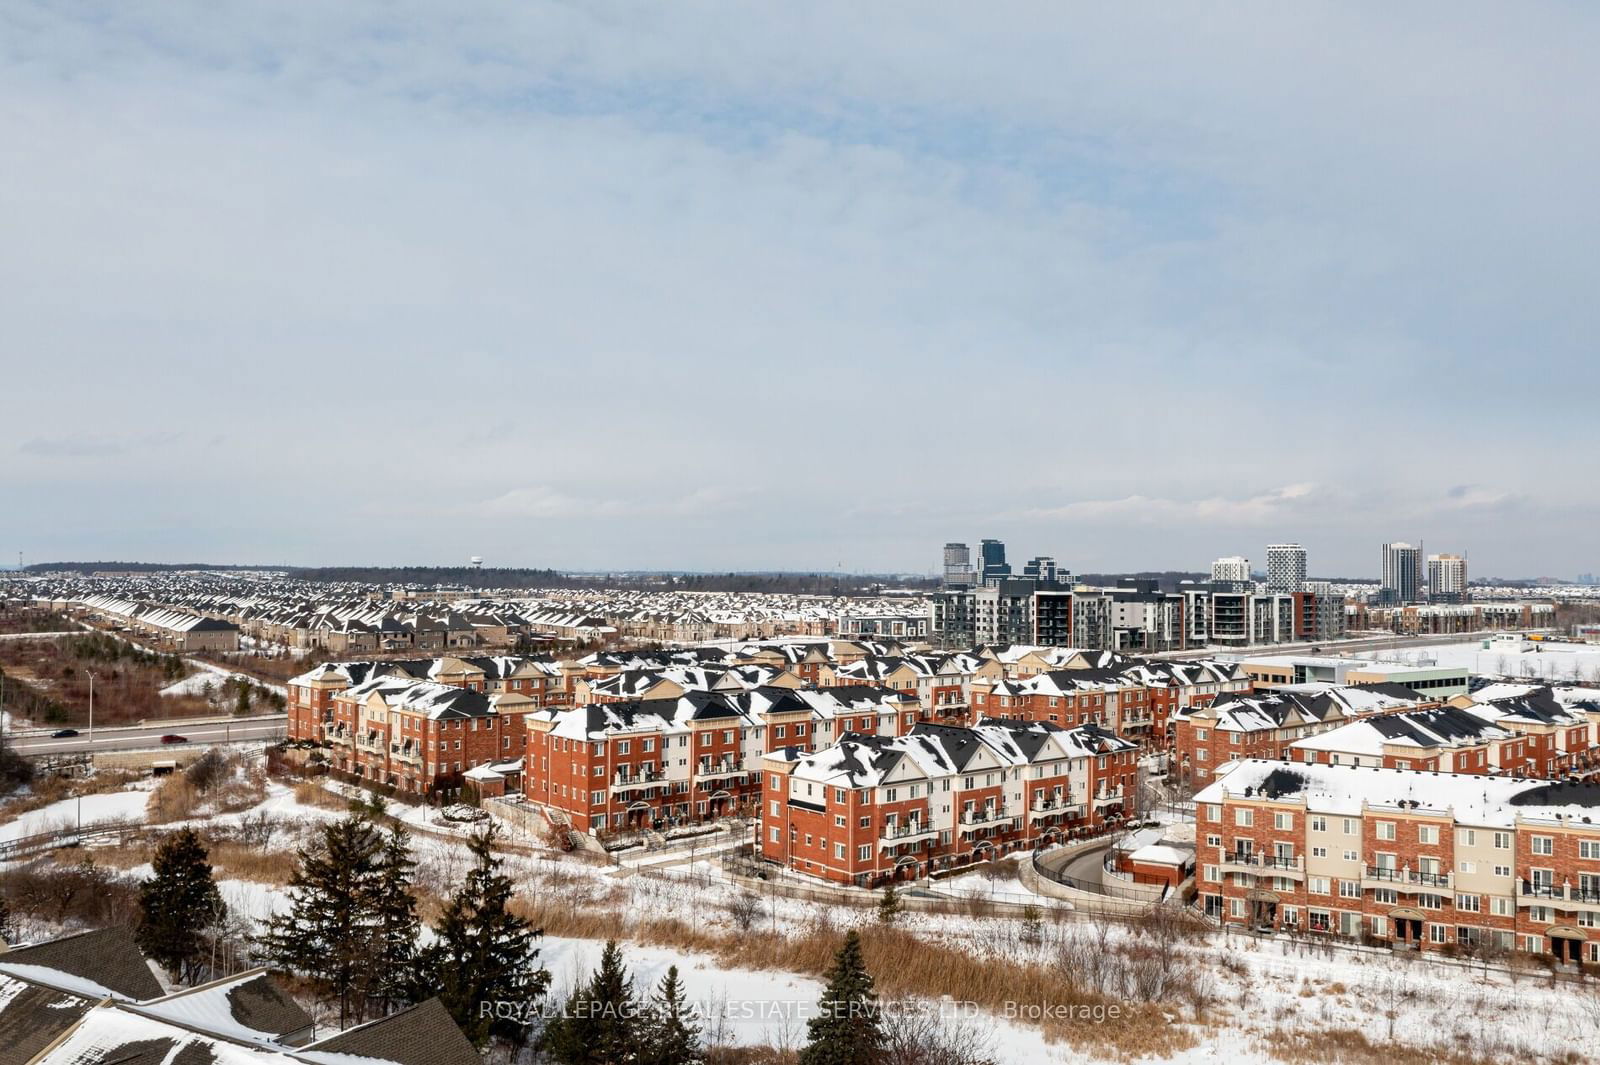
(87, 671, 95, 745)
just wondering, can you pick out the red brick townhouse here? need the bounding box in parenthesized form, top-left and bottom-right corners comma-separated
(322, 676, 534, 795)
(758, 719, 1139, 887)
(969, 669, 1142, 734)
(523, 690, 762, 834)
(287, 655, 568, 742)
(1173, 685, 1430, 785)
(520, 684, 919, 835)
(1118, 659, 1253, 750)
(1447, 687, 1600, 777)
(1195, 759, 1600, 963)
(1289, 699, 1600, 778)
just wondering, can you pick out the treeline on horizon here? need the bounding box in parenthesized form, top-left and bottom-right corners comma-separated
(19, 562, 1550, 589)
(21, 562, 937, 595)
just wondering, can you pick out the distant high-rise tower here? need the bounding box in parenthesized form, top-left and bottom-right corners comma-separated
(979, 539, 1010, 584)
(942, 542, 975, 589)
(1382, 542, 1421, 605)
(1211, 556, 1251, 584)
(1427, 553, 1468, 603)
(1266, 544, 1307, 594)
(1023, 555, 1060, 584)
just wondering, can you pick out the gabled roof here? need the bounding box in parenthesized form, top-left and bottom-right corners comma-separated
(0, 927, 165, 1001)
(298, 998, 479, 1065)
(0, 973, 97, 1065)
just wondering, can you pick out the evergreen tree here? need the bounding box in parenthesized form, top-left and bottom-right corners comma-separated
(136, 828, 224, 985)
(799, 931, 885, 1065)
(419, 825, 548, 1047)
(256, 813, 386, 1027)
(876, 884, 903, 925)
(638, 965, 703, 1065)
(367, 822, 421, 1016)
(543, 939, 640, 1065)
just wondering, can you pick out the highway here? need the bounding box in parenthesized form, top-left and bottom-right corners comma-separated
(1147, 629, 1532, 662)
(3, 715, 287, 756)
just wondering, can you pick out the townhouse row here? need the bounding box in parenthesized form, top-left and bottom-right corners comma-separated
(1195, 759, 1600, 963)
(759, 719, 1141, 887)
(1175, 683, 1600, 784)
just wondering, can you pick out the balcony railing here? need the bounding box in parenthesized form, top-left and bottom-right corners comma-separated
(1226, 852, 1303, 871)
(696, 759, 748, 780)
(612, 768, 666, 792)
(879, 821, 938, 846)
(1520, 881, 1600, 904)
(1092, 790, 1125, 810)
(1363, 866, 1452, 890)
(391, 744, 422, 765)
(959, 806, 1010, 826)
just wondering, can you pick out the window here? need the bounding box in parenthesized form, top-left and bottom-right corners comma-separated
(1459, 829, 1476, 847)
(1274, 812, 1293, 831)
(1311, 816, 1327, 833)
(1376, 822, 1396, 841)
(1206, 804, 1221, 821)
(1343, 818, 1358, 835)
(1339, 880, 1361, 899)
(1309, 876, 1330, 895)
(1418, 825, 1438, 845)
(1582, 840, 1600, 861)
(1456, 894, 1481, 913)
(1532, 836, 1554, 856)
(1236, 809, 1254, 827)
(1493, 831, 1512, 850)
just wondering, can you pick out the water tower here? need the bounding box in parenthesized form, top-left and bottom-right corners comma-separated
(470, 556, 484, 569)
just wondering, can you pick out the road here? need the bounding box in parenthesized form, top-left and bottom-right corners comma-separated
(3, 715, 286, 756)
(1147, 629, 1535, 662)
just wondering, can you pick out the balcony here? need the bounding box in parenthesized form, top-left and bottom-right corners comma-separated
(355, 734, 388, 755)
(1362, 866, 1452, 893)
(1028, 797, 1085, 821)
(611, 767, 666, 794)
(879, 821, 939, 848)
(696, 759, 749, 782)
(1220, 852, 1305, 880)
(391, 744, 422, 766)
(1518, 881, 1600, 911)
(1092, 790, 1126, 811)
(958, 807, 1013, 835)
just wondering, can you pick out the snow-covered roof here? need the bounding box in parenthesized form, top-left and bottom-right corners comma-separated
(1195, 758, 1600, 828)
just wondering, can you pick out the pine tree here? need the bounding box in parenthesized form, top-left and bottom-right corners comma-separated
(876, 884, 903, 925)
(543, 939, 641, 1065)
(367, 822, 421, 1016)
(799, 931, 885, 1065)
(418, 825, 549, 1047)
(638, 965, 703, 1065)
(136, 828, 224, 985)
(256, 813, 386, 1027)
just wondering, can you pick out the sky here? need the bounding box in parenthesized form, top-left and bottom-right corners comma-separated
(3, 3, 1599, 578)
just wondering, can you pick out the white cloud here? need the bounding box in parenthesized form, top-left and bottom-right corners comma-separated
(0, 3, 1596, 574)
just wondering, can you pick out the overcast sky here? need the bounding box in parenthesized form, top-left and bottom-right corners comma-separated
(4, 3, 1598, 578)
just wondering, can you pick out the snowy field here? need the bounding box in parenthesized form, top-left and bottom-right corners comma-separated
(6, 771, 1600, 1061)
(1355, 637, 1600, 683)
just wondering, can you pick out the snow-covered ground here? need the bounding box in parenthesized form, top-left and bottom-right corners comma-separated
(0, 784, 156, 841)
(8, 771, 1599, 1062)
(1357, 637, 1600, 683)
